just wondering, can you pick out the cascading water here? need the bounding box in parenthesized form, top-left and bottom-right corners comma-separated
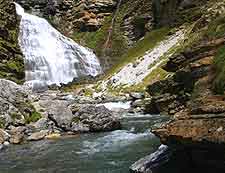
(14, 3, 102, 89)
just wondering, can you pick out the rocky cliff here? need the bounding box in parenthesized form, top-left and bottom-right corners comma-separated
(142, 0, 225, 172)
(15, 0, 153, 70)
(0, 0, 24, 83)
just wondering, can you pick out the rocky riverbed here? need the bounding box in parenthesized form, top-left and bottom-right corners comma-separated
(0, 79, 152, 149)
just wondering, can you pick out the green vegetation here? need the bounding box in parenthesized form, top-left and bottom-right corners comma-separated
(0, 1, 25, 84)
(73, 16, 113, 55)
(204, 16, 225, 39)
(213, 45, 225, 94)
(104, 27, 171, 78)
(0, 117, 6, 128)
(25, 111, 42, 124)
(72, 117, 80, 123)
(10, 113, 22, 120)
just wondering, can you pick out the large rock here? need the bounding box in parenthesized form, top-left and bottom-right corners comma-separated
(9, 126, 27, 144)
(47, 100, 74, 131)
(0, 79, 36, 128)
(130, 145, 171, 173)
(71, 105, 121, 132)
(27, 130, 49, 141)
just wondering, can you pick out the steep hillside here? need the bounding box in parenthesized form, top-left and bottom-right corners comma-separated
(137, 0, 225, 172)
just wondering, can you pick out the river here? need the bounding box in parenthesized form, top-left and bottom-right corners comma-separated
(0, 112, 168, 173)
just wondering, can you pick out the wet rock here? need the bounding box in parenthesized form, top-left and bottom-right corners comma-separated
(130, 145, 171, 173)
(45, 133, 61, 139)
(0, 144, 3, 150)
(27, 130, 49, 141)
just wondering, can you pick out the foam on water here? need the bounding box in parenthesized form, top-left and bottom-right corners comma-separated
(15, 3, 102, 89)
(79, 130, 154, 155)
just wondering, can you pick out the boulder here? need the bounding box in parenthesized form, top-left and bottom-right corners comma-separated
(47, 100, 74, 131)
(9, 133, 24, 144)
(27, 130, 49, 141)
(35, 97, 73, 131)
(8, 126, 26, 144)
(71, 105, 121, 132)
(130, 145, 171, 173)
(32, 118, 49, 130)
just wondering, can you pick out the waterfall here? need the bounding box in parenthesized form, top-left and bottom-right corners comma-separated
(14, 3, 102, 90)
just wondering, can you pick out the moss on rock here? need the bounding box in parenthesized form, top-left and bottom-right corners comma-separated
(0, 0, 24, 83)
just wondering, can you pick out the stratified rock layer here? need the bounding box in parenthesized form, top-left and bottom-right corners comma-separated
(144, 1, 225, 172)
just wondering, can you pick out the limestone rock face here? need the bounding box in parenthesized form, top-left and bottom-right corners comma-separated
(0, 0, 24, 83)
(0, 79, 36, 128)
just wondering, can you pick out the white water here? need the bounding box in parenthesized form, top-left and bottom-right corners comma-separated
(97, 101, 131, 111)
(15, 3, 102, 89)
(79, 130, 153, 155)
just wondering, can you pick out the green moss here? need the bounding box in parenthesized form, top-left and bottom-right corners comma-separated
(0, 117, 6, 129)
(10, 113, 22, 120)
(25, 111, 42, 124)
(213, 45, 225, 94)
(72, 117, 80, 123)
(73, 16, 113, 56)
(204, 16, 225, 39)
(104, 27, 171, 78)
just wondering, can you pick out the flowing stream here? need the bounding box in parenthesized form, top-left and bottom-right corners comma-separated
(15, 3, 102, 90)
(0, 112, 168, 173)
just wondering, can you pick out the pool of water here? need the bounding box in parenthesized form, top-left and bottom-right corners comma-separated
(0, 113, 168, 173)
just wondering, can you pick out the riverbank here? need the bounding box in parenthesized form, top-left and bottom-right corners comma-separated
(0, 108, 169, 173)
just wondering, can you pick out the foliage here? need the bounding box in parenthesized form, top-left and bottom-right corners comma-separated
(25, 111, 42, 124)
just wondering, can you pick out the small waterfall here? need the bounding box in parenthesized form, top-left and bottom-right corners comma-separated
(15, 3, 102, 89)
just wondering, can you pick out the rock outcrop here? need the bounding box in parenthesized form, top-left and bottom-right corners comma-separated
(142, 1, 225, 172)
(31, 91, 121, 133)
(70, 105, 121, 132)
(16, 0, 117, 33)
(0, 0, 24, 83)
(0, 79, 37, 128)
(152, 0, 208, 27)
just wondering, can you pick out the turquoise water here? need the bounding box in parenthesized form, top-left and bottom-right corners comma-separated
(0, 114, 168, 173)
